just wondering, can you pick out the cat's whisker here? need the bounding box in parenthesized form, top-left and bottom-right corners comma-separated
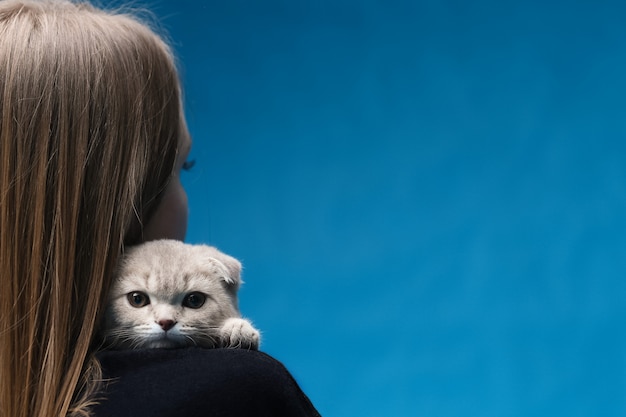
(182, 334, 199, 347)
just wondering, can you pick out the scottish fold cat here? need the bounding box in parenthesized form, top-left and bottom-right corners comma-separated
(101, 240, 260, 350)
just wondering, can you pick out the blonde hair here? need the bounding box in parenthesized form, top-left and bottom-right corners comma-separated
(0, 1, 187, 416)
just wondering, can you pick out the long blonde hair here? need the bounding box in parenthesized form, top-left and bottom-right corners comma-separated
(0, 1, 187, 416)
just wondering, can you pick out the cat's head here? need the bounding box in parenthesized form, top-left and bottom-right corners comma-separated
(101, 240, 243, 349)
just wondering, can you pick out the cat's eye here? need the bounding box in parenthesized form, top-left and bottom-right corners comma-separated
(127, 291, 150, 308)
(182, 292, 206, 309)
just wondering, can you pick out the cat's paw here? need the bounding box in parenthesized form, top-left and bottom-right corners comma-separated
(219, 317, 261, 350)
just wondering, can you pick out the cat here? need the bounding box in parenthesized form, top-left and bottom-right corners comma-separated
(100, 239, 260, 350)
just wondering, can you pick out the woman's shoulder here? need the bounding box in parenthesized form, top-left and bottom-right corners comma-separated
(93, 348, 320, 417)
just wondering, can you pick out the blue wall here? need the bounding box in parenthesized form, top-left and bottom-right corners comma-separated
(141, 1, 626, 415)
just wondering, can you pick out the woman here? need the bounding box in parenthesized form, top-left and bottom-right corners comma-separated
(0, 1, 320, 416)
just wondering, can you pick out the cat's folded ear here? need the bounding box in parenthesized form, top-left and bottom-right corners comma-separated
(196, 245, 242, 289)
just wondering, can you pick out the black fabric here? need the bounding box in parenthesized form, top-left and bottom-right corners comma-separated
(92, 348, 321, 417)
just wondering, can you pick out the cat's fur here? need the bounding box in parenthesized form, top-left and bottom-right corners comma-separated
(101, 240, 260, 350)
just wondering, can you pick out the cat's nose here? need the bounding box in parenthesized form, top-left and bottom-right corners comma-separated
(158, 319, 176, 331)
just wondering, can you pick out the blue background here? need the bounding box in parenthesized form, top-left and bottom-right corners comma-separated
(132, 1, 626, 415)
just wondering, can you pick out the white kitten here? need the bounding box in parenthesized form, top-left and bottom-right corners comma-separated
(101, 240, 260, 350)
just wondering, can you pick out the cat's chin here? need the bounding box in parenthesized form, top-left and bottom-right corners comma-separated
(142, 335, 189, 349)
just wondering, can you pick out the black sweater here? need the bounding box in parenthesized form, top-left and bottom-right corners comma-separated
(92, 348, 321, 417)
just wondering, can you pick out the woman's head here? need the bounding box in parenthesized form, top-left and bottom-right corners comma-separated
(0, 1, 189, 415)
